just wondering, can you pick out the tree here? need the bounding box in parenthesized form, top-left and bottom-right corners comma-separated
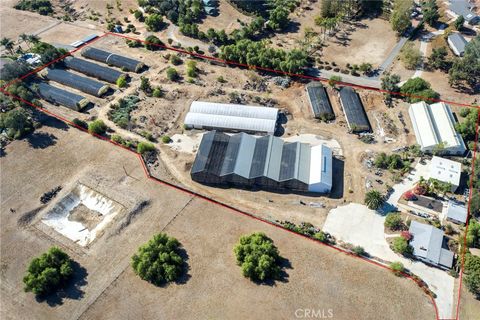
(400, 43, 422, 70)
(390, 0, 412, 35)
(139, 76, 152, 94)
(454, 15, 465, 30)
(145, 13, 164, 32)
(23, 247, 74, 296)
(470, 193, 480, 218)
(392, 236, 412, 255)
(0, 108, 33, 139)
(400, 77, 439, 103)
(381, 73, 401, 104)
(88, 119, 107, 135)
(449, 35, 480, 90)
(385, 212, 404, 231)
(144, 35, 164, 51)
(161, 135, 171, 143)
(131, 233, 184, 286)
(0, 37, 14, 54)
(428, 47, 450, 71)
(463, 254, 480, 297)
(422, 0, 439, 27)
(389, 261, 405, 275)
(365, 189, 384, 210)
(358, 63, 373, 75)
(466, 219, 480, 248)
(455, 108, 479, 143)
(234, 232, 283, 281)
(352, 246, 365, 256)
(170, 54, 182, 66)
(166, 67, 179, 81)
(152, 87, 163, 98)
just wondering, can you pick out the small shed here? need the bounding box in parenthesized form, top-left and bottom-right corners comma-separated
(305, 82, 334, 120)
(446, 201, 468, 225)
(447, 33, 468, 56)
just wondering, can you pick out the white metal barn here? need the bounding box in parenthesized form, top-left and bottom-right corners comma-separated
(184, 101, 278, 135)
(408, 102, 466, 155)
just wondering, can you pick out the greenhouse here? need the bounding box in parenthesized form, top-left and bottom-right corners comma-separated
(45, 69, 110, 97)
(36, 82, 89, 111)
(81, 47, 145, 73)
(64, 57, 126, 84)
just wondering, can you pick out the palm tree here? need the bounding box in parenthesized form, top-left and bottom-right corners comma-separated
(365, 189, 384, 210)
(1, 37, 14, 54)
(27, 34, 40, 46)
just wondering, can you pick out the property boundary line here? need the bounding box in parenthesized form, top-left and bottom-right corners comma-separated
(1, 32, 479, 319)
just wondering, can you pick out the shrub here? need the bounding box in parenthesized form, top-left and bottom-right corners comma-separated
(390, 261, 405, 275)
(23, 247, 74, 296)
(166, 67, 179, 81)
(137, 141, 155, 154)
(352, 246, 365, 256)
(88, 119, 107, 135)
(400, 42, 422, 70)
(161, 135, 171, 144)
(144, 35, 163, 51)
(384, 212, 404, 231)
(170, 54, 182, 65)
(313, 231, 327, 242)
(463, 254, 480, 296)
(392, 236, 412, 255)
(131, 233, 184, 286)
(116, 75, 127, 88)
(152, 87, 163, 98)
(234, 232, 283, 281)
(186, 60, 197, 78)
(111, 134, 124, 144)
(217, 75, 226, 83)
(72, 118, 87, 129)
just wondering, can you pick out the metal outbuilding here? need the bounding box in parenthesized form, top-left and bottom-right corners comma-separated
(64, 57, 126, 84)
(45, 68, 110, 97)
(305, 82, 334, 120)
(36, 82, 89, 111)
(184, 101, 279, 135)
(81, 47, 144, 73)
(191, 131, 333, 193)
(338, 87, 371, 132)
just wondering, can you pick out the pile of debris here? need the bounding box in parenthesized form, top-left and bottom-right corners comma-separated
(40, 186, 62, 204)
(271, 76, 291, 88)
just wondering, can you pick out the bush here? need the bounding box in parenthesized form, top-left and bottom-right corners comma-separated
(186, 60, 197, 78)
(137, 141, 155, 154)
(313, 231, 327, 242)
(400, 43, 422, 70)
(152, 87, 163, 98)
(144, 35, 163, 51)
(111, 134, 124, 144)
(166, 67, 179, 81)
(384, 212, 404, 231)
(400, 78, 439, 103)
(23, 247, 74, 296)
(234, 232, 283, 281)
(161, 135, 171, 144)
(72, 118, 87, 129)
(170, 54, 182, 65)
(352, 246, 365, 256)
(0, 108, 33, 139)
(463, 254, 480, 297)
(88, 119, 107, 135)
(392, 237, 412, 255)
(116, 75, 127, 88)
(131, 233, 184, 286)
(390, 261, 405, 275)
(217, 76, 226, 83)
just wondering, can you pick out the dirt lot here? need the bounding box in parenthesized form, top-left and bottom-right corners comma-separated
(0, 119, 436, 320)
(199, 1, 251, 34)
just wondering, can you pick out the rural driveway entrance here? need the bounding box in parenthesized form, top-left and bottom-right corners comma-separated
(323, 203, 454, 319)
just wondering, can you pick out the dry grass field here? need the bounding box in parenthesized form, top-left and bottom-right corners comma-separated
(0, 115, 437, 320)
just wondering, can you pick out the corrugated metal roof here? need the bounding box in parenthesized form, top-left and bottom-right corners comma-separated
(339, 87, 371, 132)
(447, 201, 468, 223)
(36, 82, 88, 111)
(190, 131, 333, 193)
(409, 221, 453, 268)
(190, 101, 278, 120)
(81, 47, 144, 73)
(306, 82, 334, 119)
(45, 68, 109, 97)
(65, 57, 125, 84)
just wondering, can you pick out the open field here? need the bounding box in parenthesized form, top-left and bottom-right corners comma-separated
(0, 119, 437, 320)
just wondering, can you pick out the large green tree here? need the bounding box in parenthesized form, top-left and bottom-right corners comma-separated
(131, 233, 185, 286)
(23, 247, 74, 296)
(234, 232, 283, 281)
(390, 0, 412, 34)
(463, 254, 480, 297)
(400, 77, 439, 103)
(0, 108, 33, 139)
(449, 36, 480, 90)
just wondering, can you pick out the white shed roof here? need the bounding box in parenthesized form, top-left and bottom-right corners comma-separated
(185, 101, 279, 134)
(308, 144, 333, 192)
(429, 156, 462, 186)
(409, 102, 466, 153)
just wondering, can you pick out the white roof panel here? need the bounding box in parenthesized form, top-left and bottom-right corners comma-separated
(409, 102, 439, 148)
(184, 113, 277, 134)
(190, 101, 278, 120)
(429, 156, 462, 186)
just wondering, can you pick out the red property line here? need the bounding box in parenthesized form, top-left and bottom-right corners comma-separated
(0, 85, 440, 320)
(2, 32, 478, 319)
(109, 32, 479, 109)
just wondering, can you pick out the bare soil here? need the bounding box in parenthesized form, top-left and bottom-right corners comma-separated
(68, 204, 102, 231)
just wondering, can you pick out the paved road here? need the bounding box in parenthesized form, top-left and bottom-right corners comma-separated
(377, 36, 409, 75)
(306, 68, 382, 89)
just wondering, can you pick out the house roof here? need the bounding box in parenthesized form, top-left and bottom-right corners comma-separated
(408, 101, 466, 152)
(447, 201, 468, 223)
(409, 221, 454, 268)
(449, 0, 479, 22)
(339, 87, 371, 132)
(429, 156, 462, 186)
(448, 33, 468, 54)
